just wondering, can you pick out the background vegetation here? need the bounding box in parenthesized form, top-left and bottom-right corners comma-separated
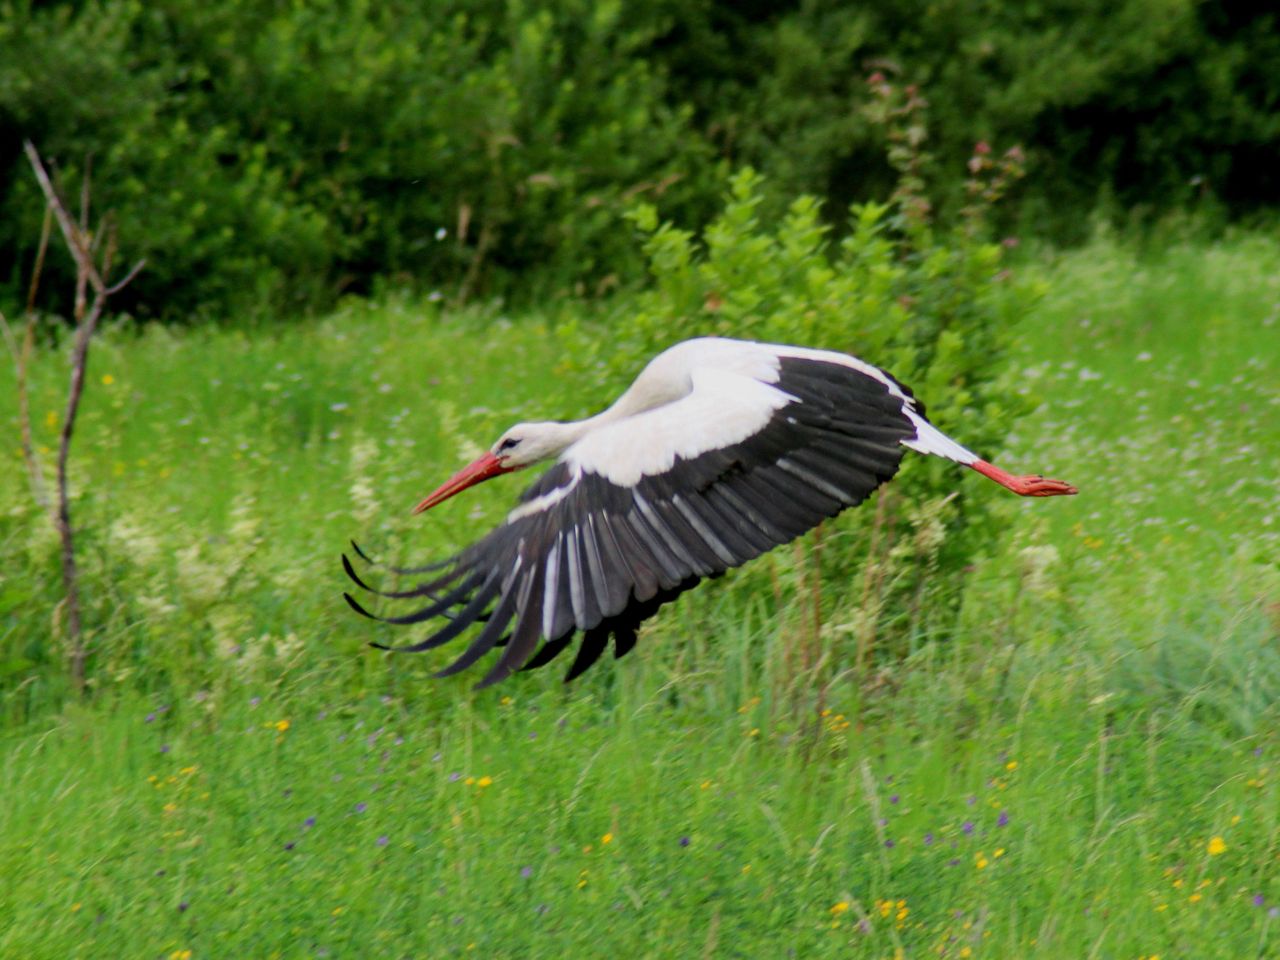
(3, 0, 1278, 319)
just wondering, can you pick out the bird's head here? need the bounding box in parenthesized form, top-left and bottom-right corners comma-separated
(411, 421, 576, 514)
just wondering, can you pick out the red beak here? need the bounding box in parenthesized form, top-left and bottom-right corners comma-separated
(412, 451, 514, 514)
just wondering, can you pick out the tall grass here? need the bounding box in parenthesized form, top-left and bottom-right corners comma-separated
(1, 235, 1277, 957)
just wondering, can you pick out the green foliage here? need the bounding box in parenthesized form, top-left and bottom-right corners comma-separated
(4, 0, 1280, 319)
(559, 163, 1035, 676)
(0, 0, 713, 319)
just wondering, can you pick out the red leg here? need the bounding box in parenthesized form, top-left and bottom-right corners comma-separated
(970, 459, 1077, 497)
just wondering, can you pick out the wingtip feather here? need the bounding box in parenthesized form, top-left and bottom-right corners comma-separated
(344, 592, 375, 619)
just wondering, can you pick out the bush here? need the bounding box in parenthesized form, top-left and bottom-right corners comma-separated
(558, 150, 1037, 675)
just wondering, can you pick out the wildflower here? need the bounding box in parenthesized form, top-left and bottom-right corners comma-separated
(284, 842, 295, 851)
(304, 817, 316, 829)
(1005, 760, 1018, 771)
(1206, 836, 1226, 856)
(962, 821, 975, 835)
(601, 833, 613, 845)
(101, 374, 115, 386)
(169, 951, 190, 960)
(923, 832, 934, 846)
(679, 836, 690, 847)
(376, 836, 389, 847)
(1252, 894, 1265, 908)
(520, 867, 533, 879)
(146, 712, 156, 723)
(889, 794, 899, 804)
(476, 776, 493, 788)
(997, 810, 1009, 827)
(354, 802, 367, 813)
(884, 839, 895, 849)
(274, 719, 290, 733)
(830, 901, 849, 915)
(975, 853, 989, 869)
(177, 901, 189, 912)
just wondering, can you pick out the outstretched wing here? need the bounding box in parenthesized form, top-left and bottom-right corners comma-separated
(345, 354, 923, 687)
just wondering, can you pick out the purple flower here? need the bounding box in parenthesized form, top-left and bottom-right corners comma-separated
(923, 832, 934, 846)
(889, 794, 899, 804)
(304, 816, 316, 829)
(250, 696, 260, 707)
(947, 858, 960, 867)
(962, 821, 975, 835)
(997, 811, 1009, 827)
(1253, 746, 1263, 757)
(377, 836, 389, 847)
(884, 839, 895, 849)
(395, 737, 404, 746)
(284, 841, 295, 851)
(145, 712, 156, 723)
(354, 802, 367, 814)
(857, 919, 871, 934)
(520, 866, 533, 879)
(160, 744, 170, 754)
(1253, 893, 1266, 908)
(448, 772, 461, 782)
(679, 836, 690, 847)
(966, 795, 976, 806)
(178, 901, 189, 912)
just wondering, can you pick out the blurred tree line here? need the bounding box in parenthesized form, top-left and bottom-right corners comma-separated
(2, 0, 1276, 321)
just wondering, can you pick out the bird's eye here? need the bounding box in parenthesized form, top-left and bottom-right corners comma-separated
(498, 437, 521, 452)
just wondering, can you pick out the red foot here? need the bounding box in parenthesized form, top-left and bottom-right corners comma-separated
(971, 459, 1078, 497)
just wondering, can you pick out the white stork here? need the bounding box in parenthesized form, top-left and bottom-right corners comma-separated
(344, 337, 1075, 687)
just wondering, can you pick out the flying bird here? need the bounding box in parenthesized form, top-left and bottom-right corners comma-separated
(344, 337, 1076, 687)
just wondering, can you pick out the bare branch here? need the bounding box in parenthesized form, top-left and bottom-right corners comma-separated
(23, 141, 105, 295)
(19, 141, 146, 694)
(106, 259, 147, 296)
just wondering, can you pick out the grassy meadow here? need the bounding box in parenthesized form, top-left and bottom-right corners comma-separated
(2, 234, 1279, 958)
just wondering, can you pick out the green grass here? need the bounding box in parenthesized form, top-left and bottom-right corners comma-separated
(2, 235, 1279, 958)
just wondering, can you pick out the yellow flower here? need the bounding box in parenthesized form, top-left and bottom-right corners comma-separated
(332, 906, 344, 917)
(960, 948, 972, 958)
(476, 775, 492, 788)
(975, 853, 989, 869)
(101, 374, 115, 386)
(1206, 836, 1226, 855)
(71, 902, 81, 912)
(601, 832, 613, 845)
(1005, 760, 1018, 771)
(274, 719, 290, 733)
(169, 951, 192, 960)
(830, 901, 849, 915)
(1189, 893, 1202, 903)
